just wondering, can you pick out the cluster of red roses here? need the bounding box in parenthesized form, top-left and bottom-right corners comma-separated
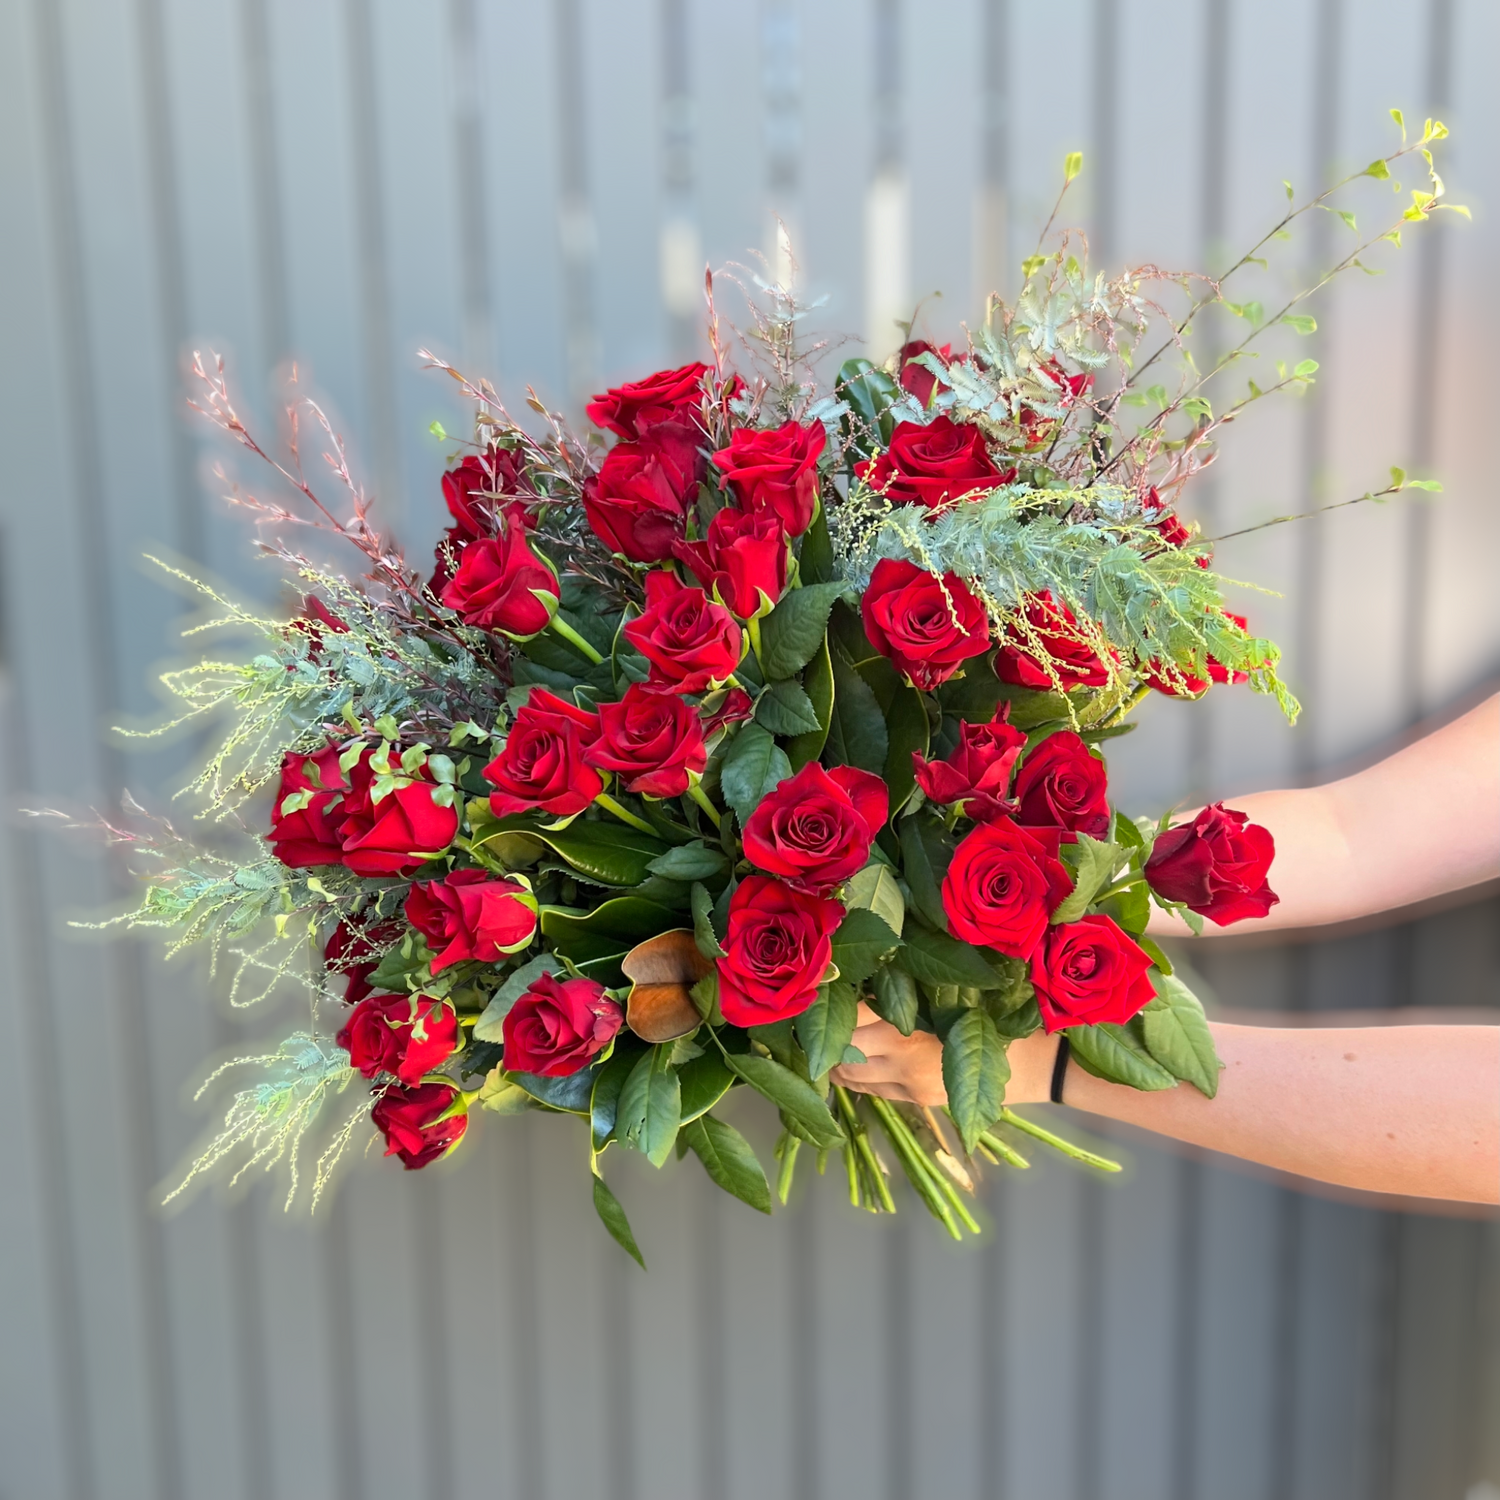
(915, 714, 1276, 1032)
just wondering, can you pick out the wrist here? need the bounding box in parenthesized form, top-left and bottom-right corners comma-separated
(1007, 1028, 1063, 1104)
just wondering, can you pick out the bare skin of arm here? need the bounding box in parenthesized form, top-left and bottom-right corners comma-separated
(1148, 693, 1499, 937)
(832, 1008, 1500, 1204)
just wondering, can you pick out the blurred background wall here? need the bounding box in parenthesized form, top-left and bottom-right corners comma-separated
(0, 1, 1496, 1497)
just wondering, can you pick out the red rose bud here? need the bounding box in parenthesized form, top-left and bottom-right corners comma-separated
(854, 414, 1012, 511)
(582, 426, 703, 563)
(586, 361, 710, 439)
(674, 505, 788, 620)
(268, 746, 350, 867)
(1013, 731, 1111, 840)
(912, 709, 1027, 818)
(710, 419, 826, 537)
(1141, 485, 1194, 548)
(501, 971, 623, 1077)
(439, 514, 559, 638)
(585, 682, 707, 798)
(371, 1081, 468, 1170)
(995, 591, 1111, 691)
(405, 870, 538, 973)
(1030, 914, 1157, 1032)
(715, 875, 845, 1027)
(335, 752, 461, 877)
(941, 818, 1073, 959)
(861, 558, 991, 691)
(622, 571, 743, 694)
(338, 993, 460, 1087)
(1144, 803, 1279, 926)
(324, 918, 403, 1005)
(484, 689, 603, 817)
(742, 762, 888, 893)
(896, 340, 953, 406)
(442, 448, 536, 539)
(701, 687, 755, 736)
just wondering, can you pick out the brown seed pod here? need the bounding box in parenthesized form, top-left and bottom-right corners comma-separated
(620, 929, 713, 1043)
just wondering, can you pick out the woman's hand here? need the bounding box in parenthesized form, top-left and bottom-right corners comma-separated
(831, 1003, 1059, 1106)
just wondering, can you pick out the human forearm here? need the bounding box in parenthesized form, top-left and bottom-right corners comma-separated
(1056, 1022, 1499, 1202)
(835, 1013, 1500, 1203)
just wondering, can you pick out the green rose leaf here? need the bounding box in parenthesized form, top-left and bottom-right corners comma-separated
(755, 679, 824, 737)
(796, 978, 860, 1080)
(690, 881, 726, 960)
(1141, 972, 1222, 1097)
(941, 1008, 1011, 1153)
(870, 964, 920, 1035)
(787, 636, 834, 771)
(829, 907, 900, 987)
(759, 582, 848, 680)
(480, 814, 669, 887)
(617, 1047, 683, 1167)
(647, 841, 730, 882)
(720, 724, 793, 828)
(825, 643, 888, 775)
(725, 1053, 845, 1148)
(592, 1174, 645, 1269)
(678, 1047, 735, 1122)
(899, 924, 1005, 990)
(883, 683, 930, 817)
(1067, 1017, 1177, 1091)
(897, 812, 955, 932)
(844, 862, 906, 937)
(1050, 834, 1124, 924)
(683, 1114, 772, 1214)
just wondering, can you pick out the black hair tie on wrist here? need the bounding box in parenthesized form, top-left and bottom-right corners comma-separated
(1049, 1036, 1071, 1105)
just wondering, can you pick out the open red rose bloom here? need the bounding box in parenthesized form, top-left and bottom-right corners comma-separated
(144, 262, 1302, 1255)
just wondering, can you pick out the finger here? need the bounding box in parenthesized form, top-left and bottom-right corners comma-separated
(829, 1066, 912, 1103)
(854, 1001, 880, 1026)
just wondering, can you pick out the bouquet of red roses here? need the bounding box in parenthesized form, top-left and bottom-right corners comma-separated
(119, 123, 1453, 1257)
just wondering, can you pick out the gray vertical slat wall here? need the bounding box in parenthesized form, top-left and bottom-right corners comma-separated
(0, 1, 1496, 1497)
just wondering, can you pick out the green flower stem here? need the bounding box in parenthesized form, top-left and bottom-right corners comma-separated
(1096, 872, 1147, 904)
(975, 1130, 1030, 1170)
(881, 1100, 981, 1234)
(594, 792, 656, 836)
(546, 614, 604, 665)
(999, 1107, 1122, 1172)
(865, 1094, 962, 1239)
(775, 1133, 801, 1206)
(842, 1141, 861, 1208)
(834, 1085, 896, 1212)
(746, 613, 763, 665)
(686, 780, 722, 829)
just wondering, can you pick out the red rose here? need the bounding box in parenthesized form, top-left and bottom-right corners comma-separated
(583, 426, 702, 563)
(674, 505, 788, 619)
(854, 414, 1011, 511)
(267, 746, 349, 867)
(405, 870, 538, 973)
(1030, 914, 1156, 1032)
(897, 340, 953, 406)
(371, 1081, 468, 1170)
(1012, 732, 1111, 840)
(941, 818, 1073, 959)
(338, 993, 460, 1086)
(324, 918, 402, 1005)
(710, 420, 826, 536)
(484, 689, 603, 817)
(587, 361, 710, 439)
(501, 971, 623, 1077)
(335, 752, 461, 877)
(1144, 803, 1278, 926)
(1140, 485, 1196, 551)
(585, 682, 707, 797)
(443, 449, 536, 538)
(622, 570, 743, 694)
(715, 875, 845, 1027)
(439, 514, 559, 638)
(742, 762, 888, 893)
(995, 591, 1111, 691)
(912, 709, 1027, 820)
(861, 558, 991, 691)
(292, 595, 350, 660)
